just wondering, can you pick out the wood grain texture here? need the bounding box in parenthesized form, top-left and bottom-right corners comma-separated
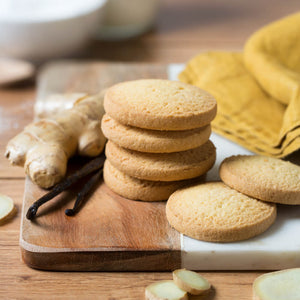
(0, 178, 259, 299)
(38, 62, 169, 99)
(87, 0, 300, 63)
(0, 176, 258, 299)
(1, 0, 299, 297)
(21, 178, 180, 271)
(21, 62, 181, 271)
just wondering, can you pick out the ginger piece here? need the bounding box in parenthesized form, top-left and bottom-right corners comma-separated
(253, 269, 300, 300)
(0, 194, 16, 225)
(173, 269, 211, 295)
(5, 92, 106, 188)
(145, 280, 188, 300)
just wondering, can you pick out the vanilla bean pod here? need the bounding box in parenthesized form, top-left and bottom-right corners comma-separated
(65, 167, 103, 217)
(26, 154, 105, 220)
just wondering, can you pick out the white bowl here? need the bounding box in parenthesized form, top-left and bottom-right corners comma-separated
(0, 0, 107, 60)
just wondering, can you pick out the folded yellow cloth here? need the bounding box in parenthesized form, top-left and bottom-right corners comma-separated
(179, 13, 300, 157)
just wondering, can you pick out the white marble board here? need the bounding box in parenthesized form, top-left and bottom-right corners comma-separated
(169, 64, 300, 270)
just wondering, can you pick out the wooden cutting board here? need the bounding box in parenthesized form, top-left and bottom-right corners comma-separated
(20, 62, 300, 272)
(20, 62, 181, 271)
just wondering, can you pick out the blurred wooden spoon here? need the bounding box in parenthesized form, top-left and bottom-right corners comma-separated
(0, 58, 35, 86)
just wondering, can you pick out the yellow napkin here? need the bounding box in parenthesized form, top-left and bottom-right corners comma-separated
(179, 13, 300, 157)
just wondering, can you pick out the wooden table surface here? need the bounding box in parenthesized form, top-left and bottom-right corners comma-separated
(1, 0, 299, 299)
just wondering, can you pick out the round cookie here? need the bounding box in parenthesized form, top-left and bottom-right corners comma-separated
(219, 155, 300, 205)
(105, 140, 216, 181)
(101, 114, 211, 153)
(166, 182, 277, 242)
(104, 79, 217, 131)
(103, 160, 203, 201)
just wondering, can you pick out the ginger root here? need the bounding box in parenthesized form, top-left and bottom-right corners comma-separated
(5, 92, 106, 188)
(173, 269, 211, 295)
(145, 280, 188, 300)
(0, 194, 16, 225)
(253, 268, 300, 300)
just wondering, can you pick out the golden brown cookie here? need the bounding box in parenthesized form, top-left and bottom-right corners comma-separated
(104, 79, 217, 131)
(166, 182, 276, 242)
(101, 114, 211, 153)
(220, 155, 300, 205)
(105, 140, 216, 181)
(103, 160, 202, 201)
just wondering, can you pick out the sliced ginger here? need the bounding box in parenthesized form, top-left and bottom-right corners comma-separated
(0, 194, 16, 225)
(145, 280, 188, 300)
(173, 269, 211, 295)
(145, 270, 211, 300)
(5, 91, 106, 188)
(253, 269, 300, 300)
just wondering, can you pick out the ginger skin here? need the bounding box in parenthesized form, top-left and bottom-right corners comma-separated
(5, 92, 106, 188)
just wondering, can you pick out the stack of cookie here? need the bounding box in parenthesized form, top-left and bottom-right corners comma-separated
(101, 79, 217, 201)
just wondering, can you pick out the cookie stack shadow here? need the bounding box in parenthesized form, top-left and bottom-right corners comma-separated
(101, 79, 217, 201)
